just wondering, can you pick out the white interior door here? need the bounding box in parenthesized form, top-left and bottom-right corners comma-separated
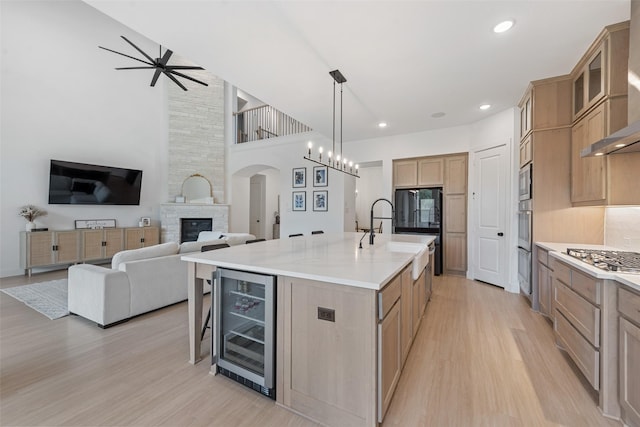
(249, 175, 266, 239)
(473, 145, 508, 287)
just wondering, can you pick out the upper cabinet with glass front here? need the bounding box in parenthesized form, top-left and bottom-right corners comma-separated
(571, 21, 630, 122)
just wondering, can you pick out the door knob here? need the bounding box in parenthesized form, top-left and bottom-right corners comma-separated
(497, 232, 504, 236)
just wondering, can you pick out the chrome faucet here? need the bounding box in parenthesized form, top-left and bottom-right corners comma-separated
(370, 198, 394, 245)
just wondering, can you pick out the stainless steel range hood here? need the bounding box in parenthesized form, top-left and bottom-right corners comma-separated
(581, 120, 640, 157)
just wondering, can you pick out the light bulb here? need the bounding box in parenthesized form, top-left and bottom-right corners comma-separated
(318, 146, 323, 162)
(307, 141, 313, 157)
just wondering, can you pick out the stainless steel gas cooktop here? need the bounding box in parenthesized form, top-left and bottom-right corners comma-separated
(566, 248, 640, 274)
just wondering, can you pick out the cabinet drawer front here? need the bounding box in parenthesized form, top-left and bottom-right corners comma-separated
(555, 282, 600, 347)
(378, 273, 402, 320)
(555, 310, 600, 390)
(552, 259, 571, 286)
(537, 248, 549, 266)
(619, 286, 640, 326)
(570, 269, 600, 305)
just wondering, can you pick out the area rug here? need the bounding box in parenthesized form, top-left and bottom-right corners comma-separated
(1, 279, 69, 319)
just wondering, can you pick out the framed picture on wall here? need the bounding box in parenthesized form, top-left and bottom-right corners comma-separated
(313, 166, 328, 187)
(313, 190, 328, 212)
(292, 191, 306, 211)
(292, 167, 306, 188)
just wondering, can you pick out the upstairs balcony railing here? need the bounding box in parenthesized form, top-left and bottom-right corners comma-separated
(234, 105, 312, 143)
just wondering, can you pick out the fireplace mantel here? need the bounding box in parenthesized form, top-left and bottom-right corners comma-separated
(159, 203, 229, 243)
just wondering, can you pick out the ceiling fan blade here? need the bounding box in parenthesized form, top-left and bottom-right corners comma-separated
(158, 49, 173, 67)
(168, 70, 209, 87)
(165, 65, 205, 70)
(150, 69, 162, 87)
(120, 35, 156, 64)
(163, 70, 188, 91)
(115, 66, 157, 70)
(99, 46, 154, 66)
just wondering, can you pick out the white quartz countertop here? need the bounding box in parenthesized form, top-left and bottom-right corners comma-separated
(536, 241, 640, 292)
(182, 232, 435, 291)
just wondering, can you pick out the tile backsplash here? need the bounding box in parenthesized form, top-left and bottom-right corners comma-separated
(605, 207, 640, 251)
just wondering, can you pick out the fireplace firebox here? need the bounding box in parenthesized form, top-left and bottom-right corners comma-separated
(181, 218, 213, 243)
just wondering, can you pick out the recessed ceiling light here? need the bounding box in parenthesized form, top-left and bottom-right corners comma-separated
(479, 104, 491, 110)
(494, 20, 514, 33)
(431, 112, 446, 118)
(378, 122, 387, 128)
(615, 143, 626, 148)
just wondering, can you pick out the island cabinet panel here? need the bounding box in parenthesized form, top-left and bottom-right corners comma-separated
(619, 286, 640, 427)
(400, 267, 413, 363)
(278, 276, 377, 427)
(378, 299, 401, 422)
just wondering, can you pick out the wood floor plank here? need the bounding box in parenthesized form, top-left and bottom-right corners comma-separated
(1, 271, 620, 426)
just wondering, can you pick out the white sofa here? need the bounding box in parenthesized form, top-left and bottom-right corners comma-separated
(68, 233, 255, 327)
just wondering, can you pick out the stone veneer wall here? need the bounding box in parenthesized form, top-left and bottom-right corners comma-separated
(159, 204, 229, 243)
(168, 55, 226, 204)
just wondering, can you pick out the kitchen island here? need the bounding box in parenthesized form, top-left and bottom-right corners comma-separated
(182, 232, 435, 426)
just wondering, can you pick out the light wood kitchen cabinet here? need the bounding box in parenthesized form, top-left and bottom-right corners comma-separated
(443, 154, 468, 275)
(417, 158, 443, 186)
(618, 286, 640, 427)
(551, 257, 620, 418)
(536, 247, 552, 318)
(571, 102, 607, 204)
(400, 267, 413, 363)
(519, 91, 532, 141)
(125, 226, 159, 250)
(519, 134, 532, 168)
(393, 160, 418, 188)
(378, 294, 401, 422)
(571, 22, 629, 122)
(81, 228, 124, 261)
(20, 230, 81, 275)
(444, 155, 467, 195)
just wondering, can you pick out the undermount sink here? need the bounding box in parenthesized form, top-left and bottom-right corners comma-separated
(385, 242, 429, 280)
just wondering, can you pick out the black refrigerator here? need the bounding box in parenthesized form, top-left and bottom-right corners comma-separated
(394, 187, 443, 275)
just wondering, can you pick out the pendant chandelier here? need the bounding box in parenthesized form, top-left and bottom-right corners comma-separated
(304, 69, 359, 178)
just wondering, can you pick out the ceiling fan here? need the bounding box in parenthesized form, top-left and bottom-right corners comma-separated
(99, 36, 208, 91)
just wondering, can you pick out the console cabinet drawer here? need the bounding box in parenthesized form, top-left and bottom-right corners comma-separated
(555, 310, 600, 390)
(619, 286, 640, 326)
(379, 271, 402, 320)
(555, 281, 600, 347)
(552, 259, 571, 286)
(571, 268, 600, 305)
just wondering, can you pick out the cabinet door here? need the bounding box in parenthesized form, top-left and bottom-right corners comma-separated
(125, 229, 144, 250)
(81, 230, 104, 261)
(378, 301, 401, 422)
(620, 317, 640, 427)
(521, 94, 532, 140)
(394, 160, 417, 188)
(571, 103, 607, 204)
(54, 231, 80, 264)
(444, 194, 466, 233)
(27, 232, 54, 267)
(417, 158, 443, 186)
(142, 227, 159, 247)
(104, 229, 124, 257)
(444, 233, 467, 274)
(444, 155, 467, 195)
(538, 262, 551, 317)
(519, 135, 532, 168)
(400, 267, 412, 363)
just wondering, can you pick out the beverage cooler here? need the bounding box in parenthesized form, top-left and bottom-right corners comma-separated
(214, 268, 276, 399)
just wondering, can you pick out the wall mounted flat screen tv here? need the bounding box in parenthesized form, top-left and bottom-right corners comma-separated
(48, 159, 143, 205)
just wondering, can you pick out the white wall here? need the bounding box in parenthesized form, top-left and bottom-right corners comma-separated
(355, 165, 384, 230)
(1, 1, 169, 277)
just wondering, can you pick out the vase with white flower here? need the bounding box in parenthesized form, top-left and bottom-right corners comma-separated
(19, 205, 47, 231)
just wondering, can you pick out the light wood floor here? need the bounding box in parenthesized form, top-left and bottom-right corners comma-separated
(1, 271, 620, 426)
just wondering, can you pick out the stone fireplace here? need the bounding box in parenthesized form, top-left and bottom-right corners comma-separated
(160, 204, 229, 243)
